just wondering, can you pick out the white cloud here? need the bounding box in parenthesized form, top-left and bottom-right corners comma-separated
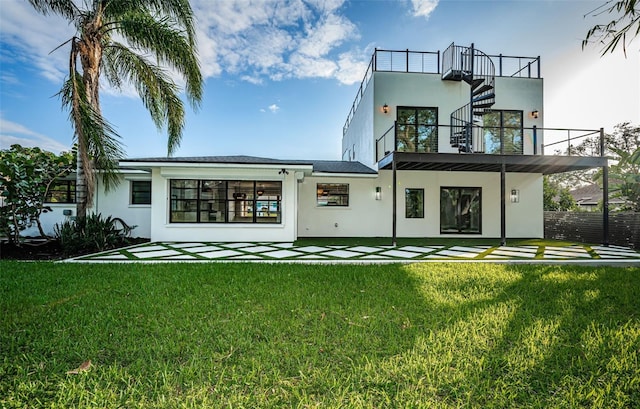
(268, 104, 280, 113)
(0, 117, 71, 153)
(411, 0, 439, 19)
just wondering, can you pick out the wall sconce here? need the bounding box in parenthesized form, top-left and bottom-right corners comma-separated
(375, 186, 382, 200)
(530, 110, 539, 119)
(382, 103, 389, 114)
(510, 189, 520, 203)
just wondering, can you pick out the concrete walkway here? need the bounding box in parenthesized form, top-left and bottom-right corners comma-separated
(67, 241, 640, 264)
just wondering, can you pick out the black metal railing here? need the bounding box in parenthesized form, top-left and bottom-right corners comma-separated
(375, 125, 604, 163)
(344, 47, 541, 136)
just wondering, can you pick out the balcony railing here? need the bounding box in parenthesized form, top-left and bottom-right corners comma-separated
(375, 125, 603, 163)
(344, 48, 541, 136)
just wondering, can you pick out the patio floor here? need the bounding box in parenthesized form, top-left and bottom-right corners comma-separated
(66, 242, 640, 264)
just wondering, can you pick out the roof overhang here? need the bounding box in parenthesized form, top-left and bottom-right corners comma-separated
(377, 152, 607, 174)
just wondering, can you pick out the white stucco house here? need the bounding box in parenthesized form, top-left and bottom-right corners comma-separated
(35, 43, 608, 244)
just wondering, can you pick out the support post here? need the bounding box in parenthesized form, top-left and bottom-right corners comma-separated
(500, 161, 506, 246)
(532, 125, 537, 155)
(392, 157, 397, 246)
(600, 127, 609, 246)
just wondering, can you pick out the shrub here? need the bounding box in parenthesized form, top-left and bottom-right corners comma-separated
(54, 213, 135, 256)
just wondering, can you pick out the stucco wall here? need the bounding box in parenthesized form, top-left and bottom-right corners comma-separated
(94, 173, 152, 238)
(148, 166, 302, 242)
(298, 170, 543, 239)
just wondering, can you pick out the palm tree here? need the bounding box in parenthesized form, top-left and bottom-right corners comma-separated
(28, 0, 203, 217)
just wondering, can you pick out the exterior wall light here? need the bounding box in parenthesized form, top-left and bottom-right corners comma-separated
(375, 186, 382, 200)
(510, 189, 520, 203)
(382, 103, 389, 114)
(530, 110, 539, 119)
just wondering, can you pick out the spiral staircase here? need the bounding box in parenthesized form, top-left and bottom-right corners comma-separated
(442, 43, 495, 153)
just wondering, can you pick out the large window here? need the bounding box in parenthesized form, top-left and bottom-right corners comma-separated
(130, 181, 151, 205)
(317, 183, 349, 207)
(46, 180, 76, 203)
(396, 107, 438, 153)
(170, 180, 281, 223)
(483, 110, 523, 154)
(405, 188, 424, 218)
(440, 187, 481, 234)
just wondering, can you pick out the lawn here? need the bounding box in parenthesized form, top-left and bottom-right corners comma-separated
(1, 261, 639, 408)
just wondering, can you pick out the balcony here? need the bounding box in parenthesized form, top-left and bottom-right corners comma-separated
(343, 48, 541, 136)
(376, 125, 607, 175)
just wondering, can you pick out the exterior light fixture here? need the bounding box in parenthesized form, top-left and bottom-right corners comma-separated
(530, 110, 539, 119)
(382, 103, 389, 114)
(510, 189, 520, 203)
(375, 186, 382, 200)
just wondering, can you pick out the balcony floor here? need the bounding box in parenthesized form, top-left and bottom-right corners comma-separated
(377, 152, 607, 174)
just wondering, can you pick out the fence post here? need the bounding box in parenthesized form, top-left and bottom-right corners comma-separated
(601, 127, 609, 246)
(533, 125, 537, 155)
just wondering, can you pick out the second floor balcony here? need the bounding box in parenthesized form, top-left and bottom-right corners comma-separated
(375, 125, 607, 174)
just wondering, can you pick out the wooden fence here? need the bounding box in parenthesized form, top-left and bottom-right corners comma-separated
(544, 212, 640, 249)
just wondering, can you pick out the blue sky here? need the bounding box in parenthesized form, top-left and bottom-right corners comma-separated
(0, 0, 638, 160)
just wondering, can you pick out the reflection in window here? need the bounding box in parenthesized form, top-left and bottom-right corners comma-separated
(440, 187, 481, 234)
(170, 179, 281, 223)
(483, 110, 523, 154)
(396, 107, 438, 153)
(405, 188, 424, 218)
(317, 183, 349, 206)
(46, 180, 76, 203)
(130, 180, 151, 205)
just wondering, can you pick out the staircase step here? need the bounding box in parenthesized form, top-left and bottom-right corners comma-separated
(472, 84, 493, 95)
(473, 102, 494, 109)
(472, 93, 495, 103)
(470, 78, 484, 89)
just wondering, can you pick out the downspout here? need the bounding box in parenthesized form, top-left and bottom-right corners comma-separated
(600, 127, 609, 246)
(392, 156, 397, 247)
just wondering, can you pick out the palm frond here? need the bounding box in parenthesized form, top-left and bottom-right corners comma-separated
(28, 0, 78, 20)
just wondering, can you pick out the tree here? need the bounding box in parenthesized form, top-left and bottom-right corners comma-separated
(543, 177, 577, 211)
(0, 145, 75, 243)
(28, 0, 203, 217)
(583, 0, 640, 56)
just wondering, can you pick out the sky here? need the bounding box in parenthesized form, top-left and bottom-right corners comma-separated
(0, 0, 638, 160)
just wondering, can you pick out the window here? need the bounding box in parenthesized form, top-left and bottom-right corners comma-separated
(483, 110, 523, 154)
(405, 188, 424, 218)
(440, 187, 481, 234)
(396, 107, 438, 153)
(317, 183, 349, 206)
(46, 180, 76, 203)
(131, 181, 151, 205)
(170, 179, 281, 224)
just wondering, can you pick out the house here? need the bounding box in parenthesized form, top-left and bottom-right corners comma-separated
(31, 43, 608, 244)
(570, 183, 626, 211)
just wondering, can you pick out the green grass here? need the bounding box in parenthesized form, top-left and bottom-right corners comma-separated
(1, 261, 639, 408)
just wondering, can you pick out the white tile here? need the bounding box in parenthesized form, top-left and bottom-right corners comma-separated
(450, 246, 489, 254)
(398, 246, 438, 253)
(496, 246, 538, 253)
(434, 250, 480, 258)
(261, 250, 304, 259)
(168, 242, 207, 248)
(134, 250, 182, 259)
(484, 255, 508, 259)
(185, 245, 223, 253)
(165, 255, 198, 260)
(328, 245, 348, 249)
(230, 255, 263, 259)
(242, 246, 277, 253)
(544, 249, 592, 258)
(491, 249, 537, 258)
(222, 243, 253, 249)
(199, 250, 242, 258)
(297, 254, 328, 259)
(322, 250, 363, 258)
(360, 254, 391, 259)
(297, 246, 331, 253)
(379, 250, 421, 258)
(272, 243, 295, 248)
(94, 254, 129, 260)
(129, 245, 168, 253)
(348, 246, 382, 253)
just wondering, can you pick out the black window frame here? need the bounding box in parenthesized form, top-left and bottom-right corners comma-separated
(482, 110, 523, 154)
(405, 188, 424, 218)
(440, 186, 482, 234)
(396, 106, 439, 153)
(169, 179, 282, 224)
(45, 180, 76, 203)
(130, 180, 152, 205)
(316, 183, 349, 207)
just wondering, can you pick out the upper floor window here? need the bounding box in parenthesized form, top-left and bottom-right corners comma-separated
(131, 180, 151, 205)
(317, 183, 349, 207)
(483, 110, 523, 154)
(396, 107, 438, 153)
(46, 180, 76, 203)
